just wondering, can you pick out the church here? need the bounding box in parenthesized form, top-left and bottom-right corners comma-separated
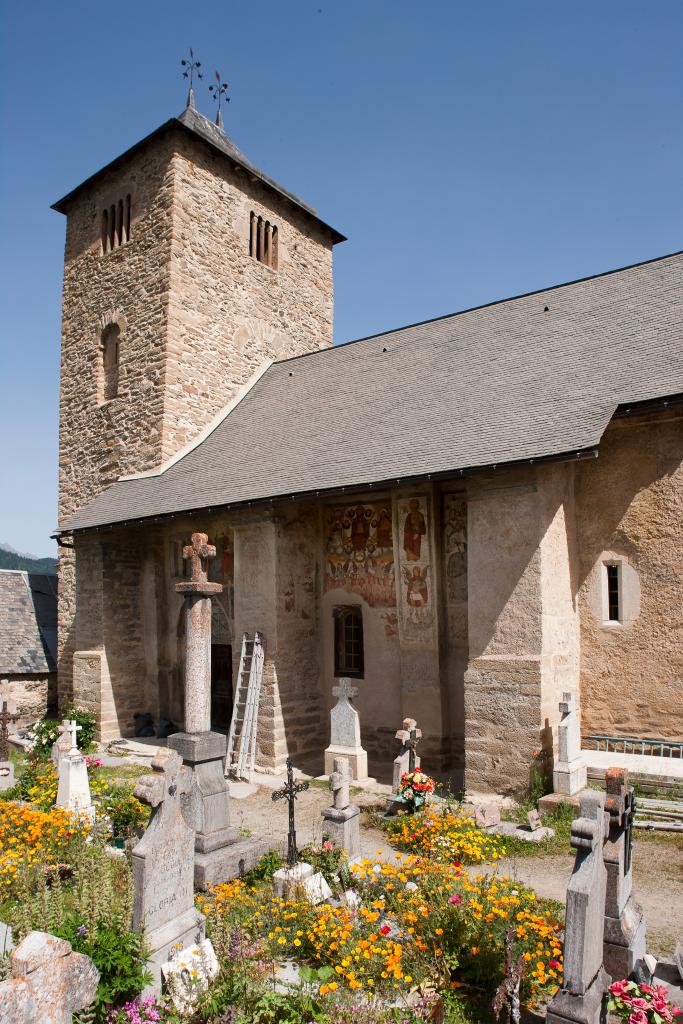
(53, 97, 683, 794)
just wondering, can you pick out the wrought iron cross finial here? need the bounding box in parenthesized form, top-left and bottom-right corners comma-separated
(272, 757, 309, 867)
(208, 70, 230, 129)
(181, 48, 203, 109)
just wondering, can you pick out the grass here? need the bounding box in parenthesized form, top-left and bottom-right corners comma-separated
(498, 802, 576, 859)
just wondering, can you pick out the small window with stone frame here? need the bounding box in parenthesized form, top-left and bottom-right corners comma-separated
(334, 606, 364, 678)
(249, 211, 278, 269)
(101, 194, 132, 254)
(604, 562, 622, 623)
(99, 323, 120, 402)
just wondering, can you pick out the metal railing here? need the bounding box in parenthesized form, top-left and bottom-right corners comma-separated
(585, 734, 683, 758)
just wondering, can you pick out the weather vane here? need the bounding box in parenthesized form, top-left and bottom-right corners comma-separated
(181, 48, 203, 110)
(208, 71, 230, 129)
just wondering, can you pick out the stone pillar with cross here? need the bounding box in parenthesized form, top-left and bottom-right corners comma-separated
(603, 766, 646, 979)
(392, 717, 422, 793)
(552, 691, 587, 797)
(168, 532, 267, 889)
(321, 756, 361, 863)
(324, 677, 370, 783)
(0, 699, 19, 791)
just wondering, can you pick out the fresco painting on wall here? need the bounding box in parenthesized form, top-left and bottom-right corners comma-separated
(325, 503, 396, 608)
(397, 495, 436, 644)
(443, 494, 467, 604)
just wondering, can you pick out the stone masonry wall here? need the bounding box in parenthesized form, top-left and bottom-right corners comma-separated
(163, 134, 334, 457)
(0, 674, 56, 725)
(576, 411, 683, 741)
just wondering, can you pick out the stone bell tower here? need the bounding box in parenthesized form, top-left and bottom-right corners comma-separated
(54, 100, 344, 704)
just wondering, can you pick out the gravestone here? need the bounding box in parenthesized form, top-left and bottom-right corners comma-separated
(474, 803, 501, 828)
(603, 767, 646, 979)
(324, 678, 369, 782)
(527, 809, 542, 832)
(132, 749, 205, 992)
(0, 700, 18, 792)
(55, 721, 95, 821)
(546, 791, 611, 1024)
(392, 717, 421, 793)
(168, 532, 264, 888)
(0, 930, 99, 1024)
(553, 692, 587, 797)
(321, 756, 361, 863)
(51, 720, 75, 768)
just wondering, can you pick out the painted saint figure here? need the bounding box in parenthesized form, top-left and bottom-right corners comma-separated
(350, 507, 371, 552)
(403, 498, 426, 561)
(403, 565, 429, 609)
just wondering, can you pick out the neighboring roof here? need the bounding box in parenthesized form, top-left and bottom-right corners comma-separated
(51, 106, 346, 244)
(59, 249, 683, 534)
(0, 571, 57, 674)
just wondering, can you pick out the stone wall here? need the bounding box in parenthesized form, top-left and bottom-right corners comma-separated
(576, 411, 683, 741)
(0, 674, 56, 725)
(57, 121, 336, 705)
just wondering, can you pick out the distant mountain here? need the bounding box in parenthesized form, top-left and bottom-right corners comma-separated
(0, 544, 57, 575)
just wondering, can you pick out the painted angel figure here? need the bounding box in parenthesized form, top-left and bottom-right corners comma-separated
(403, 564, 430, 612)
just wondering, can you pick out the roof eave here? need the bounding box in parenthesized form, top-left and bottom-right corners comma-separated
(50, 116, 346, 244)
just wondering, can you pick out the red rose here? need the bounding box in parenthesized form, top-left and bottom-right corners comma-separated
(380, 925, 391, 936)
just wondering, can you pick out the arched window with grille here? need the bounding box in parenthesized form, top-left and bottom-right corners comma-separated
(334, 606, 364, 678)
(249, 211, 278, 269)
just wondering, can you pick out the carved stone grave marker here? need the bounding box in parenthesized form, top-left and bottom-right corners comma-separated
(324, 677, 369, 782)
(321, 756, 361, 863)
(603, 767, 646, 978)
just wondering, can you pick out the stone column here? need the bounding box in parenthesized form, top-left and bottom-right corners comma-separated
(168, 533, 263, 889)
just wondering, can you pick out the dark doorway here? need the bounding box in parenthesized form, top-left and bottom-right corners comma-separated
(211, 643, 233, 732)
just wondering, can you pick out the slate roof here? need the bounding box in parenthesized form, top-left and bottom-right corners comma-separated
(0, 572, 57, 674)
(52, 106, 345, 243)
(59, 250, 683, 534)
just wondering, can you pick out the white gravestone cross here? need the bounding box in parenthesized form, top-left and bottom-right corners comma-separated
(553, 691, 587, 797)
(55, 721, 94, 821)
(324, 677, 369, 782)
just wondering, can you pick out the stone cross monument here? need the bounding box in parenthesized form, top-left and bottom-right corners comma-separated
(132, 748, 205, 992)
(546, 790, 612, 1024)
(321, 756, 361, 863)
(51, 719, 75, 768)
(168, 532, 261, 889)
(55, 720, 95, 821)
(553, 692, 587, 797)
(603, 767, 646, 978)
(392, 717, 422, 793)
(324, 677, 369, 782)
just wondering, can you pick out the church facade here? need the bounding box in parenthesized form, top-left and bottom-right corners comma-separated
(54, 104, 683, 794)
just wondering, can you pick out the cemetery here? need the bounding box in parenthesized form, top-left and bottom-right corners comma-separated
(0, 542, 681, 1024)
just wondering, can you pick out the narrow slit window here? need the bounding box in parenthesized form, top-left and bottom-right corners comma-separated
(249, 211, 278, 269)
(101, 195, 132, 253)
(334, 606, 364, 678)
(606, 564, 621, 622)
(101, 324, 120, 401)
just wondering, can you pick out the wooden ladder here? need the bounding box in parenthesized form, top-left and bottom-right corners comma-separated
(225, 631, 265, 781)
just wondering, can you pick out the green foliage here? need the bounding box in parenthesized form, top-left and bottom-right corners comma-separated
(98, 783, 149, 840)
(298, 839, 347, 885)
(0, 548, 57, 573)
(241, 850, 283, 885)
(57, 915, 151, 1023)
(31, 706, 97, 761)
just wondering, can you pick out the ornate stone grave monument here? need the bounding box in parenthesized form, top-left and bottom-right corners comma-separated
(386, 717, 421, 814)
(321, 756, 361, 863)
(55, 721, 95, 821)
(546, 791, 611, 1024)
(553, 691, 587, 797)
(132, 748, 205, 992)
(0, 930, 99, 1024)
(168, 532, 262, 889)
(603, 766, 646, 979)
(324, 677, 369, 782)
(0, 700, 18, 792)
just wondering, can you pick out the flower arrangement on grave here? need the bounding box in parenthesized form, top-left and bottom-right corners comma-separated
(382, 807, 506, 864)
(396, 769, 436, 811)
(607, 979, 682, 1023)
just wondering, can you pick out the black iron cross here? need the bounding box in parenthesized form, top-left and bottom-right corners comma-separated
(624, 787, 635, 874)
(272, 757, 309, 867)
(0, 701, 18, 763)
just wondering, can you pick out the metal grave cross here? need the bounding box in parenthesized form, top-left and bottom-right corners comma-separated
(332, 677, 358, 703)
(0, 700, 19, 762)
(183, 532, 216, 584)
(272, 757, 309, 867)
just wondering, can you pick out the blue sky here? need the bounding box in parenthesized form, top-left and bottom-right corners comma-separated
(1, 1, 681, 556)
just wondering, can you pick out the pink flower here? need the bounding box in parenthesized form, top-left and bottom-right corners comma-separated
(630, 998, 650, 1010)
(323, 840, 333, 851)
(627, 1012, 648, 1024)
(610, 980, 630, 997)
(448, 894, 463, 905)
